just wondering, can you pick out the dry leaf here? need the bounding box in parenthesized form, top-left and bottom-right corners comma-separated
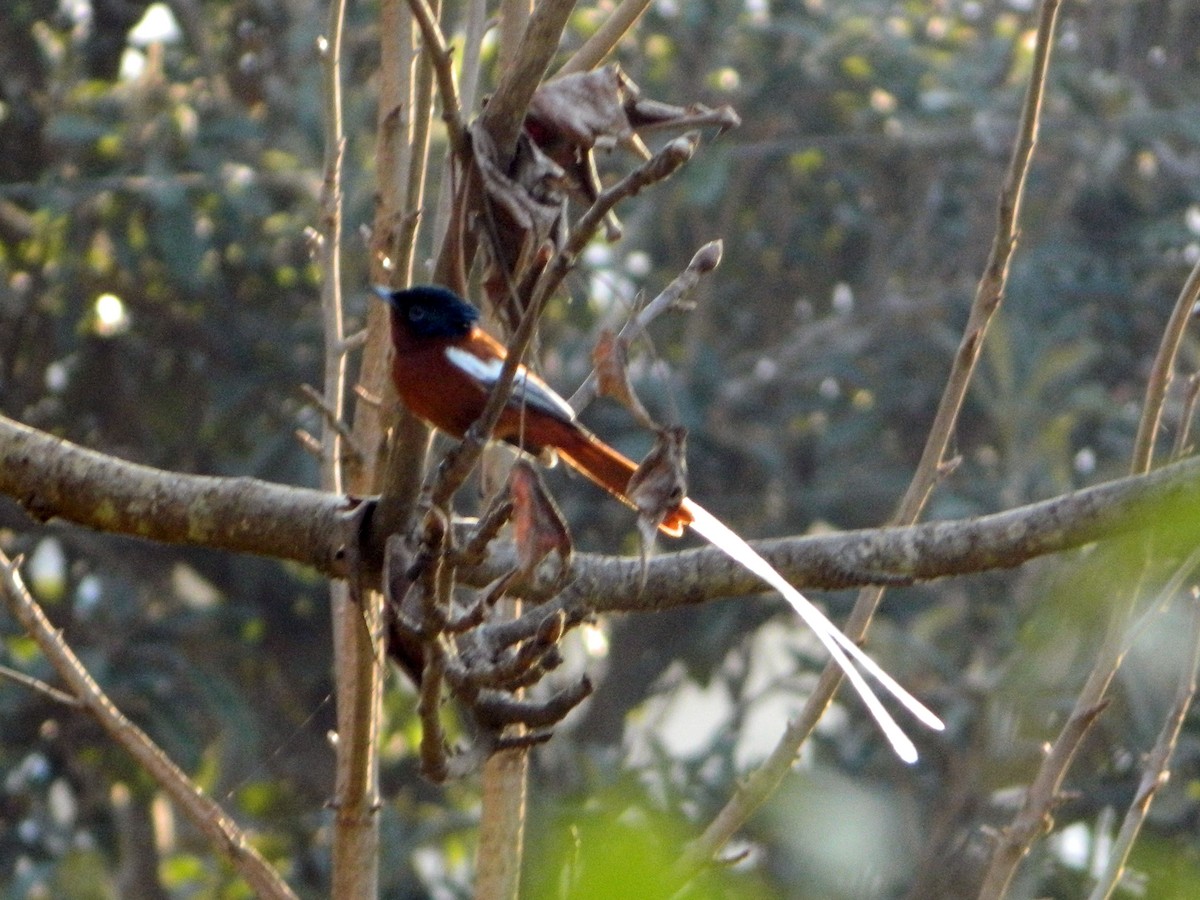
(627, 426, 689, 563)
(472, 123, 569, 327)
(526, 65, 646, 161)
(592, 328, 655, 428)
(508, 459, 572, 578)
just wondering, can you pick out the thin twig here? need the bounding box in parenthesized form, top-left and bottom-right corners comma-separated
(675, 0, 1063, 883)
(429, 0, 488, 272)
(1131, 257, 1200, 474)
(0, 663, 82, 706)
(1170, 372, 1200, 461)
(979, 67, 1200, 900)
(404, 0, 467, 156)
(568, 240, 721, 412)
(395, 0, 440, 286)
(1086, 580, 1200, 900)
(317, 20, 347, 496)
(321, 0, 385, 896)
(980, 119, 1200, 900)
(557, 0, 653, 76)
(300, 383, 361, 460)
(0, 552, 298, 900)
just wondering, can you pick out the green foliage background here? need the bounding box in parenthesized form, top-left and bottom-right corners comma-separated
(4, 0, 1200, 896)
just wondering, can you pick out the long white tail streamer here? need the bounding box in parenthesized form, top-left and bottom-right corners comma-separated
(681, 500, 945, 764)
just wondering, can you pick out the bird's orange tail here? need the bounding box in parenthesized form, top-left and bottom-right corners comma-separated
(547, 423, 693, 537)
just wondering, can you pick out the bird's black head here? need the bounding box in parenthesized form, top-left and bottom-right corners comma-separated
(373, 285, 479, 339)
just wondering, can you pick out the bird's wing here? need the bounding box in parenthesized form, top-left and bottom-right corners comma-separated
(445, 345, 577, 424)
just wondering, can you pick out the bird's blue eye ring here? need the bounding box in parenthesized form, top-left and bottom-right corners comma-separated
(409, 306, 426, 321)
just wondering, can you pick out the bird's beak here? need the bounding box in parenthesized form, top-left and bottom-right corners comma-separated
(371, 285, 396, 306)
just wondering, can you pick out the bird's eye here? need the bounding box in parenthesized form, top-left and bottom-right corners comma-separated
(408, 306, 426, 322)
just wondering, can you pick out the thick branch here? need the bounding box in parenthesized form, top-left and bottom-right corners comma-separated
(0, 415, 348, 576)
(10, 413, 1200, 602)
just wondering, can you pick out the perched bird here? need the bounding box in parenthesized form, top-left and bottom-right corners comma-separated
(376, 284, 944, 762)
(376, 284, 692, 536)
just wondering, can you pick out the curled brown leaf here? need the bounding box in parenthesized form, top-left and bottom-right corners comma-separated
(592, 328, 656, 429)
(508, 459, 572, 578)
(628, 425, 689, 545)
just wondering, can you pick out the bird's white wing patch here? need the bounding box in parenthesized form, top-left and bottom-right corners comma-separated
(445, 346, 576, 423)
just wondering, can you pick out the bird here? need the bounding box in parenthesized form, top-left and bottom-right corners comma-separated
(375, 284, 693, 536)
(376, 284, 944, 762)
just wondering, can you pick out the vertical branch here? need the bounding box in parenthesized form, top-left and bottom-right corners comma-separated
(396, 0, 441, 287)
(466, 5, 582, 895)
(361, 0, 426, 532)
(321, 1, 383, 898)
(430, 0, 487, 260)
(317, 2, 347, 498)
(676, 0, 1062, 882)
(363, 0, 440, 551)
(470, 4, 555, 891)
(354, 0, 420, 506)
(476, 745, 529, 900)
(458, 0, 490, 117)
(497, 0, 532, 79)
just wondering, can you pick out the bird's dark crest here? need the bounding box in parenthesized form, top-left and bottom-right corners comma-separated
(373, 285, 480, 339)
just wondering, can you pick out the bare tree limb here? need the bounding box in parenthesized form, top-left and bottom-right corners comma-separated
(12, 411, 1200, 604)
(557, 0, 653, 76)
(1170, 372, 1200, 460)
(978, 113, 1200, 900)
(0, 414, 349, 575)
(568, 239, 721, 412)
(405, 0, 467, 155)
(1131, 256, 1200, 474)
(0, 663, 82, 706)
(0, 551, 299, 900)
(678, 0, 1063, 880)
(318, 1, 386, 896)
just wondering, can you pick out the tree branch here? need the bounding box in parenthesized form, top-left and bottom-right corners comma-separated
(10, 412, 1200, 605)
(568, 239, 721, 412)
(1131, 255, 1200, 474)
(1085, 553, 1200, 900)
(979, 92, 1200, 900)
(556, 0, 652, 76)
(0, 414, 348, 576)
(679, 0, 1063, 873)
(404, 0, 466, 155)
(0, 550, 298, 900)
